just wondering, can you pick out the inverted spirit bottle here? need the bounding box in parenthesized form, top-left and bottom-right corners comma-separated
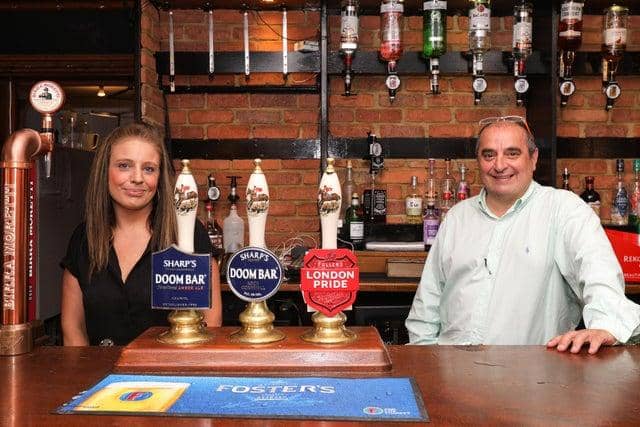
(580, 176, 601, 219)
(558, 1, 584, 106)
(423, 0, 447, 94)
(468, 0, 491, 104)
(380, 0, 404, 102)
(602, 5, 628, 110)
(611, 159, 629, 226)
(512, 1, 533, 106)
(340, 0, 359, 96)
(405, 176, 423, 224)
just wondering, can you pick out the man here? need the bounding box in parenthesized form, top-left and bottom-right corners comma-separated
(406, 116, 640, 353)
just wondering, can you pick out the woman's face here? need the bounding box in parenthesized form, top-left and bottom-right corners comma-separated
(108, 137, 161, 214)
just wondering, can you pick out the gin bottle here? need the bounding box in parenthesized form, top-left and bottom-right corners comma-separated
(611, 159, 629, 226)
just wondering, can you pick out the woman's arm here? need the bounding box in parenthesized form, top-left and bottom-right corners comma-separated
(61, 269, 90, 346)
(203, 258, 223, 327)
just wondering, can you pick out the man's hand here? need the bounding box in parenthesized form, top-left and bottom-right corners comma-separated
(546, 329, 617, 354)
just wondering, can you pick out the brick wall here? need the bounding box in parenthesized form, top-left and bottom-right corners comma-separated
(142, 7, 640, 246)
(558, 15, 640, 221)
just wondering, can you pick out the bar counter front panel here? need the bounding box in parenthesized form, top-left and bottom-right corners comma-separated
(2, 345, 639, 426)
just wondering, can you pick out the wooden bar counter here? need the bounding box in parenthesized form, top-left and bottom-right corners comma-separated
(2, 344, 639, 426)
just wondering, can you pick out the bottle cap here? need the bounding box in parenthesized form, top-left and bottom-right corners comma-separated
(616, 159, 625, 172)
(634, 159, 640, 172)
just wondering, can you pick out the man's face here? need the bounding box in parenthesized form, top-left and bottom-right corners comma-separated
(477, 122, 538, 208)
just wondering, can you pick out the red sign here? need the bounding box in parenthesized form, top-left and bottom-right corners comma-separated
(605, 227, 640, 283)
(300, 249, 359, 317)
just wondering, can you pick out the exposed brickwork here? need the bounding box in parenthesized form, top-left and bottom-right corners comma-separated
(142, 7, 640, 243)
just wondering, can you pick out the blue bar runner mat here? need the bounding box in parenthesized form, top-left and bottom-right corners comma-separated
(56, 374, 428, 422)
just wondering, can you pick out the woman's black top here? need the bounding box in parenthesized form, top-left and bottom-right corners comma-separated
(60, 221, 213, 346)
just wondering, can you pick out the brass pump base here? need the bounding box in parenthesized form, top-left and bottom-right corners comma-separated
(0, 322, 33, 356)
(229, 301, 285, 344)
(157, 309, 213, 345)
(301, 311, 357, 344)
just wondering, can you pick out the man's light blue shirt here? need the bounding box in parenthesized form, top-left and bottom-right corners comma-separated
(406, 181, 640, 345)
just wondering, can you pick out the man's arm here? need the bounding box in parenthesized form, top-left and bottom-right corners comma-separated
(550, 194, 640, 353)
(405, 223, 446, 345)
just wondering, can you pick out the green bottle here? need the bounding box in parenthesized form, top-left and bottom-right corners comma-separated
(423, 0, 447, 94)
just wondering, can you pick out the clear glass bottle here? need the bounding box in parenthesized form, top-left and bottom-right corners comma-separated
(469, 0, 491, 58)
(346, 192, 365, 250)
(630, 160, 640, 226)
(580, 176, 601, 219)
(425, 158, 438, 208)
(611, 159, 629, 226)
(558, 1, 584, 60)
(602, 5, 628, 63)
(468, 0, 491, 103)
(405, 175, 423, 224)
(456, 164, 470, 201)
(440, 158, 455, 218)
(562, 167, 571, 191)
(222, 204, 245, 253)
(340, 0, 359, 95)
(380, 0, 404, 63)
(513, 2, 533, 67)
(423, 0, 447, 94)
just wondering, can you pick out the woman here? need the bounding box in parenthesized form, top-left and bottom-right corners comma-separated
(61, 123, 222, 346)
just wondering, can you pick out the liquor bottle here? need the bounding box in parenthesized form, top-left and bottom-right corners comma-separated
(223, 176, 244, 253)
(205, 201, 224, 258)
(340, 0, 359, 96)
(425, 158, 438, 207)
(611, 159, 629, 226)
(423, 201, 439, 250)
(340, 160, 356, 231)
(362, 182, 387, 223)
(380, 0, 404, 102)
(558, 0, 584, 106)
(630, 160, 640, 226)
(405, 175, 423, 224)
(422, 0, 447, 94)
(602, 5, 628, 110)
(562, 167, 571, 191)
(512, 2, 533, 106)
(346, 193, 365, 250)
(456, 164, 470, 201)
(440, 158, 455, 219)
(222, 204, 245, 253)
(580, 176, 601, 219)
(468, 0, 491, 104)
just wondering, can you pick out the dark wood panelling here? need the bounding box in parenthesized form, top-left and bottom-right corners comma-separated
(156, 50, 549, 77)
(558, 138, 640, 159)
